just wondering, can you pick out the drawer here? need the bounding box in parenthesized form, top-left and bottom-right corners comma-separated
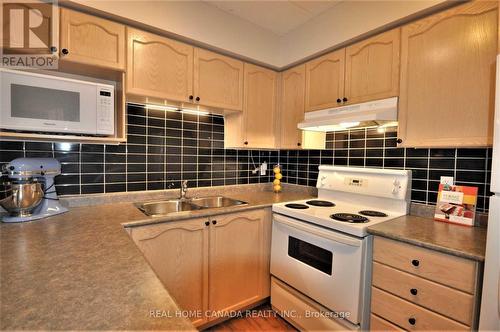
(371, 287, 469, 331)
(373, 236, 477, 293)
(372, 262, 474, 326)
(370, 314, 404, 331)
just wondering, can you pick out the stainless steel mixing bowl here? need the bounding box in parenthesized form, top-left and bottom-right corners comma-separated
(0, 179, 44, 217)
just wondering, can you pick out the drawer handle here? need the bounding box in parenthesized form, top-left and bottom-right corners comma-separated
(408, 318, 416, 325)
(410, 288, 418, 295)
(411, 259, 420, 267)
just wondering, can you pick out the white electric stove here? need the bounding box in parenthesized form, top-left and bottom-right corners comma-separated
(270, 166, 411, 331)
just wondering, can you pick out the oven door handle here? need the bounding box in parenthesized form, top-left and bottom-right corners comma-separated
(273, 214, 362, 247)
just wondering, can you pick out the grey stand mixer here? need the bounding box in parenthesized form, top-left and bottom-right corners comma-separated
(0, 158, 68, 222)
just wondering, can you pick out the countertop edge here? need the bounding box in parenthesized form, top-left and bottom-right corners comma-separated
(367, 228, 485, 262)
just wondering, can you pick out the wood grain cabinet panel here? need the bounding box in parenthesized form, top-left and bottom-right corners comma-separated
(305, 49, 345, 112)
(279, 65, 306, 149)
(373, 237, 477, 294)
(370, 314, 404, 331)
(243, 64, 278, 148)
(371, 287, 469, 331)
(194, 48, 244, 111)
(60, 8, 125, 70)
(128, 218, 209, 327)
(126, 28, 194, 102)
(209, 209, 271, 313)
(372, 261, 474, 325)
(398, 1, 498, 147)
(344, 28, 400, 105)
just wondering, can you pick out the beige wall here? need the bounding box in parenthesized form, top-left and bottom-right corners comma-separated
(71, 0, 447, 68)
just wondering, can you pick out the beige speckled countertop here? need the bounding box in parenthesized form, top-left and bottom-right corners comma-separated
(367, 215, 487, 261)
(0, 187, 313, 330)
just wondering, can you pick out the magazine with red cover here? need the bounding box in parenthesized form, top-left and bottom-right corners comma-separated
(434, 184, 478, 227)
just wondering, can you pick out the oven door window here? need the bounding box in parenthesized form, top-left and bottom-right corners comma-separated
(288, 236, 333, 275)
(11, 84, 80, 122)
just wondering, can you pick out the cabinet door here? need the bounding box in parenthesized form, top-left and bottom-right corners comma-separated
(243, 64, 278, 149)
(60, 8, 125, 70)
(305, 49, 345, 112)
(209, 209, 271, 313)
(280, 65, 306, 149)
(344, 28, 400, 105)
(194, 48, 244, 111)
(127, 28, 194, 102)
(399, 1, 497, 147)
(129, 218, 209, 327)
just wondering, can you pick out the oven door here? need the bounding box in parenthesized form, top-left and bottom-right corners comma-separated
(0, 69, 97, 134)
(271, 213, 366, 325)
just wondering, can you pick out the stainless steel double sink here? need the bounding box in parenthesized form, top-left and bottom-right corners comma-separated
(136, 196, 247, 217)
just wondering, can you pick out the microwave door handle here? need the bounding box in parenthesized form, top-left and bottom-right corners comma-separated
(273, 214, 362, 247)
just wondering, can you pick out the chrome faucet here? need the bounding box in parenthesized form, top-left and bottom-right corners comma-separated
(180, 180, 188, 200)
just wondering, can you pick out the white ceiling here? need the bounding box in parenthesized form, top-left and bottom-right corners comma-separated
(203, 1, 343, 36)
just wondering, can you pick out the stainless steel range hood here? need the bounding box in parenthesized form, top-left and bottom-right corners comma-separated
(298, 97, 398, 132)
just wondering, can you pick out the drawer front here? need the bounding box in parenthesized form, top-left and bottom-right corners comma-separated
(370, 314, 404, 331)
(371, 287, 469, 331)
(372, 262, 474, 325)
(373, 237, 477, 293)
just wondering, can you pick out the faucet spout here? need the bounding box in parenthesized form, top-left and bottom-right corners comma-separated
(180, 180, 188, 200)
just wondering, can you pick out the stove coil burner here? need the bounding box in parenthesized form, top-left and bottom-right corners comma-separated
(330, 213, 369, 223)
(359, 210, 388, 217)
(285, 203, 309, 209)
(306, 200, 335, 207)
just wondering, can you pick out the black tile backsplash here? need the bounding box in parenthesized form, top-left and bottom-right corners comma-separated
(279, 127, 493, 213)
(0, 104, 493, 212)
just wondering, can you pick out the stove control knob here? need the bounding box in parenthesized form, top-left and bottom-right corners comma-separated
(320, 176, 327, 187)
(392, 179, 400, 194)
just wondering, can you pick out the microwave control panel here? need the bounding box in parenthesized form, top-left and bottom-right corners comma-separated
(96, 86, 115, 135)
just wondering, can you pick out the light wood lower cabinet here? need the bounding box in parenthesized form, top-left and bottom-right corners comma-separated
(209, 209, 271, 312)
(128, 217, 209, 326)
(371, 236, 482, 331)
(128, 208, 271, 327)
(60, 8, 125, 70)
(398, 1, 498, 147)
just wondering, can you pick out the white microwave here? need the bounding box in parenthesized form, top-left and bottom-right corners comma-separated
(0, 69, 114, 135)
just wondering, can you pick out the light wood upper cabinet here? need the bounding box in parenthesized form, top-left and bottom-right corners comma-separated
(126, 28, 194, 102)
(344, 28, 400, 105)
(194, 48, 244, 111)
(243, 64, 278, 148)
(398, 1, 498, 147)
(305, 49, 345, 112)
(128, 217, 209, 327)
(60, 8, 125, 70)
(209, 209, 271, 313)
(279, 65, 306, 149)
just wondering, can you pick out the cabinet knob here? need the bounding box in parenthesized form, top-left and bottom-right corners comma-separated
(411, 259, 420, 267)
(61, 48, 69, 55)
(408, 318, 416, 325)
(244, 141, 248, 145)
(189, 95, 194, 100)
(410, 288, 418, 295)
(297, 142, 301, 147)
(342, 97, 348, 102)
(397, 138, 403, 144)
(195, 96, 200, 102)
(50, 46, 57, 53)
(336, 98, 342, 103)
(212, 220, 217, 225)
(204, 221, 210, 226)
